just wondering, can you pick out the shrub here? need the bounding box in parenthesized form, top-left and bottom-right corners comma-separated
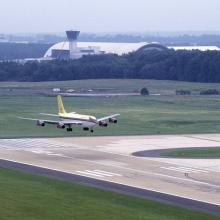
(200, 89, 219, 95)
(176, 90, 191, 95)
(140, 87, 149, 96)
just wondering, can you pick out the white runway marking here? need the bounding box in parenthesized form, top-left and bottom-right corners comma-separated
(0, 139, 75, 150)
(161, 166, 209, 174)
(76, 170, 122, 178)
(94, 170, 122, 176)
(85, 170, 114, 177)
(76, 171, 104, 178)
(95, 160, 128, 167)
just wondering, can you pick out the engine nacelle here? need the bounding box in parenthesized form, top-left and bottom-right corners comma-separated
(109, 118, 117, 124)
(57, 123, 65, 129)
(37, 120, 45, 127)
(99, 121, 108, 127)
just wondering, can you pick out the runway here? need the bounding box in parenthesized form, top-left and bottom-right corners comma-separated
(0, 134, 220, 215)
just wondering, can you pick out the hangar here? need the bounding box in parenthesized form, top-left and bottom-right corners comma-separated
(44, 41, 167, 59)
(43, 30, 220, 60)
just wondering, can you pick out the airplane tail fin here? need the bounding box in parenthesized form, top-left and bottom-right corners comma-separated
(57, 95, 66, 114)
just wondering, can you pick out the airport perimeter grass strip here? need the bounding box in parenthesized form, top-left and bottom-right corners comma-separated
(0, 167, 219, 220)
(161, 148, 220, 158)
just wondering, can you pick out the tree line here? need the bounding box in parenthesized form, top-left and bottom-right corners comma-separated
(0, 43, 52, 60)
(1, 49, 220, 82)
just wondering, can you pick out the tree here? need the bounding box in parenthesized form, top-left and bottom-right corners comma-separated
(176, 90, 191, 95)
(200, 89, 219, 95)
(1, 50, 220, 82)
(140, 87, 149, 96)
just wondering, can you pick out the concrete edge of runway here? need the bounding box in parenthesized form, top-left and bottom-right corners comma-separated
(0, 159, 219, 217)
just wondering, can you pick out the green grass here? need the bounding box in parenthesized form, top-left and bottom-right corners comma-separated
(1, 94, 220, 138)
(161, 148, 220, 158)
(2, 79, 220, 94)
(2, 79, 220, 138)
(0, 167, 218, 220)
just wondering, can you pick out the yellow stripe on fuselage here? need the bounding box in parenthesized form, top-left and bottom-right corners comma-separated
(59, 112, 97, 122)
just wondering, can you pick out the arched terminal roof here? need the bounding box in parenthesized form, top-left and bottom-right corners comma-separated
(44, 42, 220, 58)
(44, 42, 152, 57)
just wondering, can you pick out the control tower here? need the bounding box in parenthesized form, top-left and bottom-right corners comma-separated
(66, 30, 80, 59)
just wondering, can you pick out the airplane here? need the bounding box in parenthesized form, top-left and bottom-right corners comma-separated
(18, 95, 120, 133)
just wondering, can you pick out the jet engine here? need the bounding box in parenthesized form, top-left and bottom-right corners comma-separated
(57, 123, 65, 129)
(37, 120, 45, 127)
(99, 121, 108, 127)
(109, 118, 117, 124)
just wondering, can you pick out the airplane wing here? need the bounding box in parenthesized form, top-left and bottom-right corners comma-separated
(18, 117, 82, 125)
(40, 113, 60, 117)
(97, 114, 120, 122)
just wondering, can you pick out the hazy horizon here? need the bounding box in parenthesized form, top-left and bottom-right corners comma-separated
(1, 0, 220, 34)
(3, 31, 220, 36)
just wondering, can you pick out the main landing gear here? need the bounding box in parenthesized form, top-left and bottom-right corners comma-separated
(67, 127, 73, 132)
(83, 127, 94, 133)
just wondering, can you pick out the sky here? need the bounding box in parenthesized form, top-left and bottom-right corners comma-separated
(0, 0, 220, 34)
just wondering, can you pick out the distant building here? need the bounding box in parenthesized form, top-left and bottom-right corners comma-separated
(169, 46, 220, 51)
(44, 31, 220, 60)
(52, 88, 61, 92)
(44, 30, 173, 60)
(45, 30, 104, 60)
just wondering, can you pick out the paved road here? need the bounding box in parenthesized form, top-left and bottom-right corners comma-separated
(1, 159, 220, 216)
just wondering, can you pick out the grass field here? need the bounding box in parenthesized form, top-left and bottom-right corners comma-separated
(1, 79, 220, 138)
(2, 79, 220, 95)
(1, 93, 220, 138)
(161, 148, 220, 158)
(0, 167, 218, 220)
